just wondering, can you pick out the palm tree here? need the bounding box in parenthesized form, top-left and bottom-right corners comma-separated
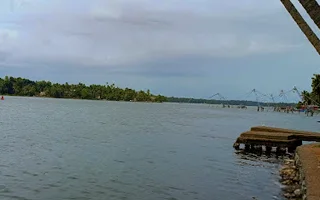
(311, 74, 320, 103)
(280, 0, 320, 55)
(298, 0, 320, 30)
(301, 90, 312, 105)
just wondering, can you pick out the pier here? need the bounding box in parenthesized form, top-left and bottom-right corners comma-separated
(233, 126, 320, 153)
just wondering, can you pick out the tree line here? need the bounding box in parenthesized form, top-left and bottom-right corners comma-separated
(169, 74, 320, 108)
(167, 97, 295, 107)
(2, 75, 318, 106)
(297, 74, 320, 107)
(0, 76, 167, 102)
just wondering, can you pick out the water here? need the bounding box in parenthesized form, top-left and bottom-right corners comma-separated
(0, 97, 318, 200)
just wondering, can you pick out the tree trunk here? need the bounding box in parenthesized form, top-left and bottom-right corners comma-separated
(280, 0, 320, 55)
(298, 0, 320, 30)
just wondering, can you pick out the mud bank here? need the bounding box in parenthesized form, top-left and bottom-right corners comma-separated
(280, 144, 320, 200)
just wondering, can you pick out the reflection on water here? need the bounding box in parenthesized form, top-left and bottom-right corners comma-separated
(0, 97, 318, 200)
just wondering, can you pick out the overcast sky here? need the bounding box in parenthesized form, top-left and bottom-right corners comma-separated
(0, 0, 319, 101)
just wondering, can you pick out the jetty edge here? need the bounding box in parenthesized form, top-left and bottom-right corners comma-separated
(233, 126, 320, 153)
(233, 126, 320, 200)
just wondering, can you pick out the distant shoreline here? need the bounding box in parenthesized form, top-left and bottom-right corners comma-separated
(0, 76, 298, 106)
(3, 94, 296, 107)
(0, 76, 167, 103)
(2, 95, 164, 103)
(167, 97, 296, 107)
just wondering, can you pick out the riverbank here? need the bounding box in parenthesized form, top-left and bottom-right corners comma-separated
(1, 95, 166, 103)
(0, 76, 168, 102)
(280, 143, 320, 200)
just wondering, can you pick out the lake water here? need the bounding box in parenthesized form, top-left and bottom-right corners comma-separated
(0, 97, 318, 200)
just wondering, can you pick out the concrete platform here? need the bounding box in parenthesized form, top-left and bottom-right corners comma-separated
(251, 126, 320, 142)
(240, 131, 295, 140)
(233, 126, 320, 152)
(251, 126, 319, 135)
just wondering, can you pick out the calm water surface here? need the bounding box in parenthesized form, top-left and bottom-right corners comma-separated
(0, 97, 319, 200)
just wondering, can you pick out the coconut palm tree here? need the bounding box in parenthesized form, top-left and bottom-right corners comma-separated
(311, 74, 320, 104)
(298, 0, 320, 30)
(280, 0, 320, 55)
(301, 90, 312, 105)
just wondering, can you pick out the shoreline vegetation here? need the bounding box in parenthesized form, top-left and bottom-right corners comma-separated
(1, 75, 318, 107)
(296, 74, 320, 108)
(0, 76, 294, 106)
(0, 76, 167, 103)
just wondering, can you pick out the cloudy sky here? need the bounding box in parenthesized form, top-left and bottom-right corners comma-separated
(0, 0, 319, 101)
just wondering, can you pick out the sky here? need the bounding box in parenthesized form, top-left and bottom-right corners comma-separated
(0, 0, 319, 101)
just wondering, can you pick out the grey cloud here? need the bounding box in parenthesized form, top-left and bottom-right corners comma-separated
(0, 51, 10, 62)
(0, 0, 309, 70)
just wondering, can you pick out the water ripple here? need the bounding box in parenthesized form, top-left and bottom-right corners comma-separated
(1, 98, 313, 200)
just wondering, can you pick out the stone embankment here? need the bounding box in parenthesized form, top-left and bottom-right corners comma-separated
(233, 126, 320, 199)
(280, 144, 320, 200)
(233, 126, 320, 153)
(280, 159, 302, 199)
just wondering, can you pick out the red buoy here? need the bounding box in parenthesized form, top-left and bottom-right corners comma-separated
(1, 96, 4, 100)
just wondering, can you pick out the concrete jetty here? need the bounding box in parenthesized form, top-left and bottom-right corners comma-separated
(233, 126, 320, 153)
(234, 126, 320, 199)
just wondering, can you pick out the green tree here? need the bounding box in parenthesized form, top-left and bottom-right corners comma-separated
(49, 84, 64, 98)
(136, 91, 148, 101)
(123, 88, 136, 101)
(155, 95, 167, 103)
(311, 74, 320, 104)
(3, 76, 14, 94)
(301, 90, 312, 105)
(81, 88, 92, 99)
(0, 76, 166, 103)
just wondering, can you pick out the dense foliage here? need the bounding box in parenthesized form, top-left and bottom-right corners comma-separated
(0, 76, 167, 102)
(298, 74, 320, 106)
(2, 74, 318, 106)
